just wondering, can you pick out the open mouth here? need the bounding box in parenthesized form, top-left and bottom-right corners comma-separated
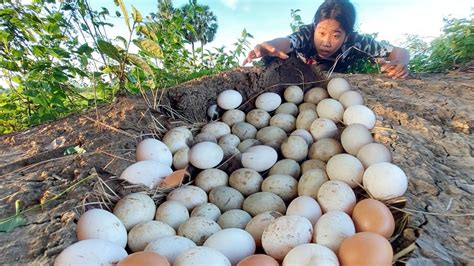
(318, 50, 332, 58)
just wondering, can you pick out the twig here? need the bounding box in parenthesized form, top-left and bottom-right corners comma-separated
(393, 242, 417, 262)
(0, 171, 97, 224)
(0, 152, 97, 180)
(83, 116, 137, 138)
(389, 205, 474, 217)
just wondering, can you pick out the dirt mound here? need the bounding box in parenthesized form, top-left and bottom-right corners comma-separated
(0, 57, 472, 265)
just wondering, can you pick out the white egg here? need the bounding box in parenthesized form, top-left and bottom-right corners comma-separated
(281, 135, 308, 162)
(195, 168, 229, 193)
(246, 109, 271, 129)
(339, 90, 364, 108)
(301, 159, 327, 173)
(178, 217, 222, 245)
(282, 243, 339, 266)
(237, 139, 261, 152)
(172, 147, 189, 169)
(284, 85, 304, 104)
(327, 77, 351, 99)
(269, 159, 301, 179)
(261, 174, 299, 202)
(201, 122, 231, 139)
(209, 186, 245, 212)
(299, 102, 318, 113)
(194, 132, 217, 144)
(276, 102, 299, 116)
(290, 129, 314, 145)
(357, 142, 393, 168)
(304, 87, 329, 104)
(241, 145, 278, 172)
(145, 235, 196, 264)
(363, 162, 408, 200)
(191, 203, 222, 221)
(286, 196, 322, 225)
(308, 138, 343, 162)
(217, 90, 243, 110)
(113, 193, 156, 230)
(76, 209, 128, 248)
(270, 113, 296, 133)
(222, 109, 246, 126)
(313, 211, 355, 252)
(162, 127, 193, 154)
(309, 118, 338, 140)
(298, 168, 328, 198)
(136, 138, 172, 166)
(326, 154, 364, 188)
(54, 239, 127, 266)
(229, 168, 263, 196)
(255, 92, 282, 112)
(316, 98, 344, 122)
(262, 215, 313, 260)
(119, 160, 173, 188)
(256, 126, 287, 149)
(203, 228, 256, 265)
(128, 220, 176, 252)
(317, 180, 356, 214)
(245, 211, 283, 247)
(243, 192, 286, 216)
(232, 122, 258, 140)
(166, 185, 208, 211)
(207, 104, 219, 120)
(296, 109, 319, 131)
(218, 134, 241, 147)
(341, 123, 374, 155)
(155, 200, 190, 230)
(174, 246, 230, 266)
(343, 105, 376, 129)
(189, 141, 224, 169)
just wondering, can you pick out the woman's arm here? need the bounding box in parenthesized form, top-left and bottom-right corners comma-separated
(379, 47, 410, 79)
(242, 37, 292, 65)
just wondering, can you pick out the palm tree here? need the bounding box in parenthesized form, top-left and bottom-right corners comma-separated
(180, 0, 218, 58)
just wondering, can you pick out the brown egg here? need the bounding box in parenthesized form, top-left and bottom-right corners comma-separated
(338, 232, 393, 266)
(351, 198, 395, 238)
(117, 251, 170, 266)
(237, 254, 279, 266)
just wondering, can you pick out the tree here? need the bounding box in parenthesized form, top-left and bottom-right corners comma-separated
(180, 0, 218, 58)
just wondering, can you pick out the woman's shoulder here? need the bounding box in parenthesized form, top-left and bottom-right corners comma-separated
(343, 32, 394, 58)
(346, 32, 375, 44)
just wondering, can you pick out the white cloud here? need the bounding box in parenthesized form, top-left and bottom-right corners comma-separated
(221, 0, 238, 9)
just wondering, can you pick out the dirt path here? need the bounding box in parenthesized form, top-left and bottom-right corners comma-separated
(0, 58, 472, 265)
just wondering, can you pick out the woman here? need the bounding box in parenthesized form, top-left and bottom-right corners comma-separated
(243, 0, 410, 79)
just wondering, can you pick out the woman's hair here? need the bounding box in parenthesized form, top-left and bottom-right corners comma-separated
(313, 0, 356, 34)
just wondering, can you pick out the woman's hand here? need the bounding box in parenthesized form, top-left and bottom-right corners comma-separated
(378, 59, 409, 79)
(378, 47, 410, 79)
(242, 38, 291, 66)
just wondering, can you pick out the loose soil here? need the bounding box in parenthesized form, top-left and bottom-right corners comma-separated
(0, 57, 472, 265)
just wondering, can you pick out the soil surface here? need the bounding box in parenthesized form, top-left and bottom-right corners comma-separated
(0, 57, 472, 265)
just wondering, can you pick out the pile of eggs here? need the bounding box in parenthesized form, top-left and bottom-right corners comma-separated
(55, 77, 408, 266)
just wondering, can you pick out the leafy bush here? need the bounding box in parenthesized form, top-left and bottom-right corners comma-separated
(405, 15, 473, 73)
(0, 0, 252, 134)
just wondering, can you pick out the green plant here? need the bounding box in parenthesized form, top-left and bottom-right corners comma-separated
(180, 0, 218, 59)
(0, 0, 252, 134)
(346, 58, 379, 74)
(0, 1, 93, 133)
(290, 9, 304, 33)
(405, 14, 473, 73)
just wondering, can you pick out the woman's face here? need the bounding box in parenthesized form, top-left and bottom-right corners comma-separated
(313, 19, 347, 59)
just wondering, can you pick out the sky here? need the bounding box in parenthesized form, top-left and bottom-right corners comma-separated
(90, 0, 473, 54)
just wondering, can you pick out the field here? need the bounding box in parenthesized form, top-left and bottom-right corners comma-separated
(0, 58, 472, 264)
